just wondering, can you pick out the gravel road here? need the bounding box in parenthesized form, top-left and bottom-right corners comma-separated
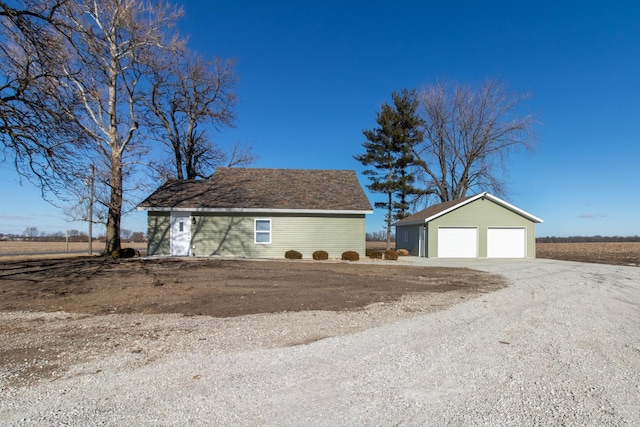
(1, 258, 639, 426)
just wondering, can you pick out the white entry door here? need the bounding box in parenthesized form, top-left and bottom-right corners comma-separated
(170, 213, 191, 256)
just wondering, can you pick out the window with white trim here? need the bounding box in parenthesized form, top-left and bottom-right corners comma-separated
(254, 219, 271, 244)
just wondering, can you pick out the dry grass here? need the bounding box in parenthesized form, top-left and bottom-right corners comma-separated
(0, 241, 95, 254)
(0, 241, 146, 261)
(537, 242, 640, 266)
(366, 241, 393, 250)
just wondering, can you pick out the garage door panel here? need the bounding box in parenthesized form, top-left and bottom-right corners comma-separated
(438, 227, 477, 258)
(487, 228, 526, 258)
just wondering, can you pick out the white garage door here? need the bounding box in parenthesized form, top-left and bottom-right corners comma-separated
(438, 227, 478, 258)
(487, 227, 526, 258)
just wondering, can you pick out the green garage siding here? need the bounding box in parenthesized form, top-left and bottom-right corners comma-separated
(426, 198, 536, 258)
(190, 213, 366, 259)
(147, 212, 170, 256)
(394, 193, 542, 259)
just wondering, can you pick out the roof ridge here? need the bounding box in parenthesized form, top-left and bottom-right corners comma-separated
(216, 167, 355, 172)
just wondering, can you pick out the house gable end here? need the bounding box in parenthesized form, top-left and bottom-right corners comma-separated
(394, 192, 543, 226)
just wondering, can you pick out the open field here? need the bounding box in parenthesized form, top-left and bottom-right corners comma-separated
(0, 241, 145, 259)
(536, 242, 640, 266)
(0, 241, 95, 254)
(366, 240, 391, 250)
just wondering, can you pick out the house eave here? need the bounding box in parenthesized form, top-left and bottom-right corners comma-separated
(394, 220, 428, 227)
(137, 206, 373, 215)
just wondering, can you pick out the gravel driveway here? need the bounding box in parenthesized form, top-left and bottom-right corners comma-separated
(2, 258, 639, 426)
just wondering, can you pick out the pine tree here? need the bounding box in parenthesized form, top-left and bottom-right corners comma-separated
(355, 89, 425, 249)
(387, 89, 426, 220)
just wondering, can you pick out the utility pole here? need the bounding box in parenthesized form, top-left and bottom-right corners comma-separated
(88, 164, 95, 255)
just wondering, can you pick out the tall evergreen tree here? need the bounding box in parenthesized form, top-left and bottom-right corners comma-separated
(387, 89, 426, 220)
(355, 89, 425, 249)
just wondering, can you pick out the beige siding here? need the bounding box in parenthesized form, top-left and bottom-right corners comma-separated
(189, 213, 366, 259)
(271, 214, 366, 259)
(190, 215, 260, 257)
(147, 212, 170, 256)
(426, 198, 536, 257)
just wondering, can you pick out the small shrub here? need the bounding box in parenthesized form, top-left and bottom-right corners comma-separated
(122, 247, 137, 258)
(396, 249, 409, 256)
(111, 247, 138, 259)
(341, 250, 360, 261)
(312, 250, 329, 260)
(284, 250, 303, 259)
(384, 249, 398, 261)
(369, 250, 383, 259)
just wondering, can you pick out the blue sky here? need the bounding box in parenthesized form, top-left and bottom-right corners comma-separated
(1, 0, 639, 237)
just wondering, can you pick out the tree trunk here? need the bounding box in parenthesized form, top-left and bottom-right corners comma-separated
(174, 142, 184, 180)
(104, 152, 122, 254)
(104, 37, 123, 256)
(386, 191, 392, 250)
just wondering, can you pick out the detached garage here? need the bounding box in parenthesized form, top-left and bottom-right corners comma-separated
(394, 193, 543, 258)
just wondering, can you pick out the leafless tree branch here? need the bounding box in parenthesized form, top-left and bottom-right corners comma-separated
(414, 79, 535, 203)
(147, 48, 254, 180)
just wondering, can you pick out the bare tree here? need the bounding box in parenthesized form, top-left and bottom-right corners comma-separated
(414, 80, 535, 203)
(2, 0, 184, 253)
(120, 228, 132, 241)
(0, 0, 85, 193)
(2, 1, 250, 255)
(148, 51, 255, 180)
(130, 231, 145, 242)
(61, 0, 183, 254)
(23, 226, 38, 239)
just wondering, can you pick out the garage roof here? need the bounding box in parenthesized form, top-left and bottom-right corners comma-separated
(394, 192, 543, 226)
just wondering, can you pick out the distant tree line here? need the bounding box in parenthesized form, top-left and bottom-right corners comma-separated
(536, 236, 640, 243)
(366, 231, 395, 242)
(0, 228, 146, 243)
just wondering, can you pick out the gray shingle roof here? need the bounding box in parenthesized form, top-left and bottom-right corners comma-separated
(394, 195, 476, 225)
(138, 168, 373, 212)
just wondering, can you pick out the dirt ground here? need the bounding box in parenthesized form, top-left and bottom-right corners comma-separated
(0, 257, 503, 317)
(1, 242, 634, 395)
(0, 257, 505, 388)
